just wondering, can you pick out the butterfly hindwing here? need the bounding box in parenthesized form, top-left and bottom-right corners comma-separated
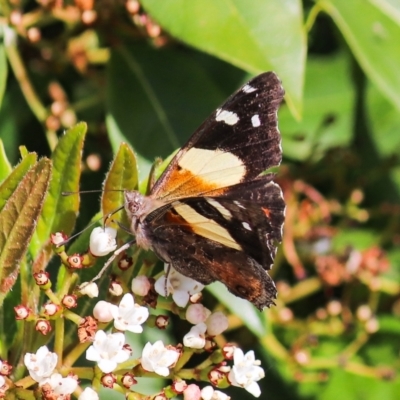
(150, 72, 284, 201)
(145, 203, 278, 310)
(142, 176, 285, 309)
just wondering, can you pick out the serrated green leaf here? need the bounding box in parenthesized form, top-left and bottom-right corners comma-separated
(0, 44, 7, 110)
(0, 153, 37, 212)
(102, 142, 138, 226)
(0, 158, 51, 305)
(140, 0, 306, 118)
(0, 140, 12, 182)
(29, 123, 87, 260)
(320, 0, 400, 111)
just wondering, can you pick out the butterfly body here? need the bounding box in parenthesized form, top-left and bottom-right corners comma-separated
(124, 72, 285, 310)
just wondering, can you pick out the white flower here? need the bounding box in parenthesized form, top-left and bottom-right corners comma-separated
(86, 330, 130, 373)
(186, 304, 211, 325)
(228, 348, 265, 397)
(39, 373, 78, 395)
(79, 387, 99, 400)
(79, 282, 99, 298)
(24, 346, 57, 383)
(111, 293, 149, 333)
(201, 386, 231, 400)
(206, 311, 229, 336)
(89, 227, 117, 257)
(0, 376, 5, 388)
(183, 323, 207, 349)
(141, 340, 180, 377)
(93, 300, 115, 323)
(131, 275, 151, 296)
(155, 264, 204, 307)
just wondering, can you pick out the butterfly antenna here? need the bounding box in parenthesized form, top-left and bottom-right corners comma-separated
(57, 216, 105, 246)
(84, 239, 136, 284)
(57, 205, 126, 247)
(62, 189, 126, 196)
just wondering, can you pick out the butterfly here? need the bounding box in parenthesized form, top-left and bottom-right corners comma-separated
(124, 72, 285, 310)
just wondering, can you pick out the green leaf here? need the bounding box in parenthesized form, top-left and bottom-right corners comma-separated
(207, 282, 267, 337)
(0, 139, 13, 182)
(320, 0, 400, 111)
(106, 43, 243, 162)
(102, 142, 138, 226)
(0, 158, 51, 305)
(29, 123, 87, 260)
(0, 44, 7, 110)
(140, 0, 306, 119)
(106, 114, 152, 183)
(279, 54, 354, 161)
(370, 0, 400, 25)
(367, 83, 400, 157)
(0, 153, 37, 212)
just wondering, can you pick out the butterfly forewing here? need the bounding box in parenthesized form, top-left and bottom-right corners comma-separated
(150, 72, 284, 202)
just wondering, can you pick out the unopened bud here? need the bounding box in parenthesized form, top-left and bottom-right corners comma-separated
(33, 271, 50, 287)
(109, 281, 123, 297)
(121, 372, 137, 388)
(68, 254, 84, 269)
(35, 320, 52, 335)
(155, 315, 169, 329)
(62, 294, 78, 309)
(44, 303, 61, 317)
(14, 305, 32, 320)
(101, 373, 116, 388)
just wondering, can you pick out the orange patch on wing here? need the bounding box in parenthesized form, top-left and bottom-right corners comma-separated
(156, 168, 226, 201)
(262, 207, 271, 218)
(164, 209, 190, 227)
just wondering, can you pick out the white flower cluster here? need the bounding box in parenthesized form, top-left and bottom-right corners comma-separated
(228, 348, 265, 397)
(183, 304, 229, 349)
(24, 346, 78, 396)
(93, 293, 149, 333)
(84, 229, 265, 397)
(155, 264, 204, 307)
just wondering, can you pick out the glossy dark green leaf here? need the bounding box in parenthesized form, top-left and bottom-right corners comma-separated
(0, 158, 51, 304)
(320, 0, 400, 111)
(29, 123, 87, 259)
(0, 153, 37, 212)
(102, 142, 138, 226)
(106, 43, 246, 163)
(140, 0, 306, 118)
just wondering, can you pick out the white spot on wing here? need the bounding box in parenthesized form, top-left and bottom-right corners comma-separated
(251, 114, 261, 127)
(242, 84, 256, 93)
(234, 200, 245, 209)
(173, 202, 242, 251)
(215, 109, 239, 125)
(242, 222, 252, 231)
(206, 198, 232, 220)
(178, 148, 246, 187)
